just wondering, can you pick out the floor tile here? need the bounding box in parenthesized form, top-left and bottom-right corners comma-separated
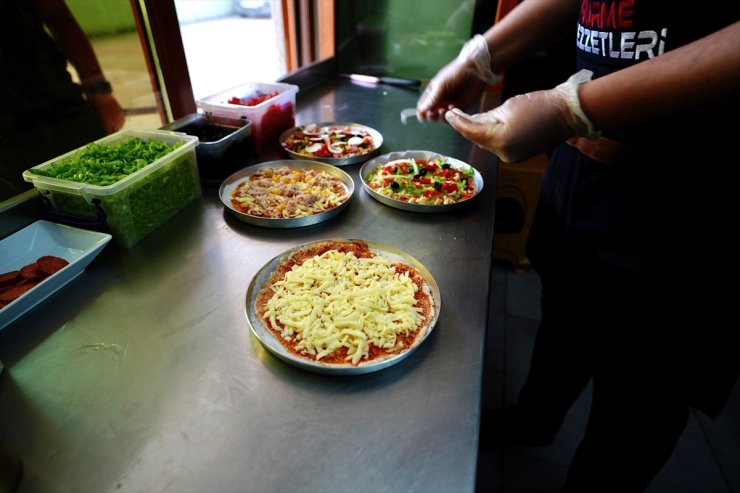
(476, 448, 504, 492)
(503, 315, 539, 406)
(695, 382, 740, 492)
(512, 383, 592, 469)
(504, 269, 541, 321)
(486, 267, 508, 374)
(500, 449, 569, 493)
(647, 411, 729, 493)
(484, 262, 740, 493)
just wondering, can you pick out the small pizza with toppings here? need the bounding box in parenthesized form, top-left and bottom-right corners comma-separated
(255, 240, 436, 367)
(365, 156, 477, 205)
(281, 123, 378, 159)
(230, 165, 350, 219)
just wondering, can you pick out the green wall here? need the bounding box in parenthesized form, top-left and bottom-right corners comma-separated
(65, 0, 475, 78)
(335, 0, 475, 81)
(64, 0, 240, 37)
(66, 0, 137, 37)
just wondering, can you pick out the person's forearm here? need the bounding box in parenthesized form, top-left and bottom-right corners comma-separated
(483, 0, 579, 73)
(579, 21, 740, 130)
(36, 0, 107, 87)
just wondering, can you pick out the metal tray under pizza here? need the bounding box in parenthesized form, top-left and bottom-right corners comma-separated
(360, 150, 484, 213)
(279, 122, 383, 166)
(219, 160, 354, 228)
(245, 239, 442, 375)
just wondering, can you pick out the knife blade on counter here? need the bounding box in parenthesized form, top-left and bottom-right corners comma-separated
(339, 73, 421, 88)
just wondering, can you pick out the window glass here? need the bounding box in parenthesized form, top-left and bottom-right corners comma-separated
(175, 0, 286, 100)
(0, 0, 294, 206)
(0, 0, 163, 206)
(335, 0, 475, 81)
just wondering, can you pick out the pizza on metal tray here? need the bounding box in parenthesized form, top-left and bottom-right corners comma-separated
(364, 156, 476, 205)
(230, 165, 350, 219)
(281, 124, 378, 159)
(255, 240, 435, 367)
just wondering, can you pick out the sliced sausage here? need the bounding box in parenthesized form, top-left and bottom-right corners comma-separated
(0, 270, 20, 288)
(37, 255, 69, 276)
(19, 263, 41, 280)
(0, 282, 37, 303)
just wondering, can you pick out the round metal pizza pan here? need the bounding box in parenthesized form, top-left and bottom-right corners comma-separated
(359, 150, 484, 213)
(278, 122, 383, 166)
(245, 239, 441, 375)
(219, 160, 354, 228)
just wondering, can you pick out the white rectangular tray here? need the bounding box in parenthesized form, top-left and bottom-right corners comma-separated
(0, 220, 112, 329)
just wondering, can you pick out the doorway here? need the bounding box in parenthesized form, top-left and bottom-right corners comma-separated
(175, 0, 286, 101)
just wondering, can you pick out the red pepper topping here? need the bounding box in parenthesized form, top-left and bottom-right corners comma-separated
(228, 91, 279, 107)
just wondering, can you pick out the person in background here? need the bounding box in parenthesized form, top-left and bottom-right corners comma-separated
(0, 0, 125, 203)
(418, 1, 739, 491)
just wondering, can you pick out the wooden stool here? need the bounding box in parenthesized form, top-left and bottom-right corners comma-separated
(493, 154, 547, 273)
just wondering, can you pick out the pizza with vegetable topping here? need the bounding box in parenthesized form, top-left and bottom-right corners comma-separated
(281, 123, 379, 159)
(254, 240, 436, 367)
(364, 156, 477, 205)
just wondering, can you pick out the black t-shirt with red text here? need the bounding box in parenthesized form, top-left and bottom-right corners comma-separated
(532, 0, 739, 277)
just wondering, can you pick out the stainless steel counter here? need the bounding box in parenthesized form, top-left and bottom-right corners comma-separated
(0, 79, 498, 493)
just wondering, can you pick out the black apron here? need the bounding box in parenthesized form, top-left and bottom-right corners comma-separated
(527, 0, 739, 418)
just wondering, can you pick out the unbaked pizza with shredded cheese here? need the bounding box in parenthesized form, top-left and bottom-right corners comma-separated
(254, 240, 436, 367)
(230, 165, 350, 219)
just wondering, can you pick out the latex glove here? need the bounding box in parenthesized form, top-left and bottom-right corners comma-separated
(417, 35, 501, 121)
(445, 70, 600, 163)
(89, 93, 125, 134)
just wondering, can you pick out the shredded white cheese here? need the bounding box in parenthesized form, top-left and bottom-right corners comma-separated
(264, 250, 425, 365)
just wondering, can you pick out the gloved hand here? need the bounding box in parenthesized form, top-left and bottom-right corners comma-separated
(444, 70, 601, 163)
(417, 35, 501, 121)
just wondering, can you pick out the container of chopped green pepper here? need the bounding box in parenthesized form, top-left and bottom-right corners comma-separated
(22, 129, 201, 249)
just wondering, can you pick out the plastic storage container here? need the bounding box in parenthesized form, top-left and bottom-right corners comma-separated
(22, 129, 201, 249)
(197, 81, 298, 155)
(161, 113, 256, 186)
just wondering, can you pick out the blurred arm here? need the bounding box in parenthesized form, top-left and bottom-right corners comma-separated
(444, 20, 740, 163)
(417, 0, 579, 121)
(578, 20, 740, 130)
(482, 0, 579, 74)
(35, 0, 106, 88)
(35, 0, 125, 133)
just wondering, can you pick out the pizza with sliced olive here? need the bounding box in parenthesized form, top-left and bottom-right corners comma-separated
(281, 124, 378, 159)
(364, 156, 476, 205)
(254, 240, 435, 367)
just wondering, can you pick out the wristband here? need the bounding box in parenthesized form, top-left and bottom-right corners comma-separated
(555, 70, 600, 140)
(82, 79, 113, 95)
(458, 34, 500, 86)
